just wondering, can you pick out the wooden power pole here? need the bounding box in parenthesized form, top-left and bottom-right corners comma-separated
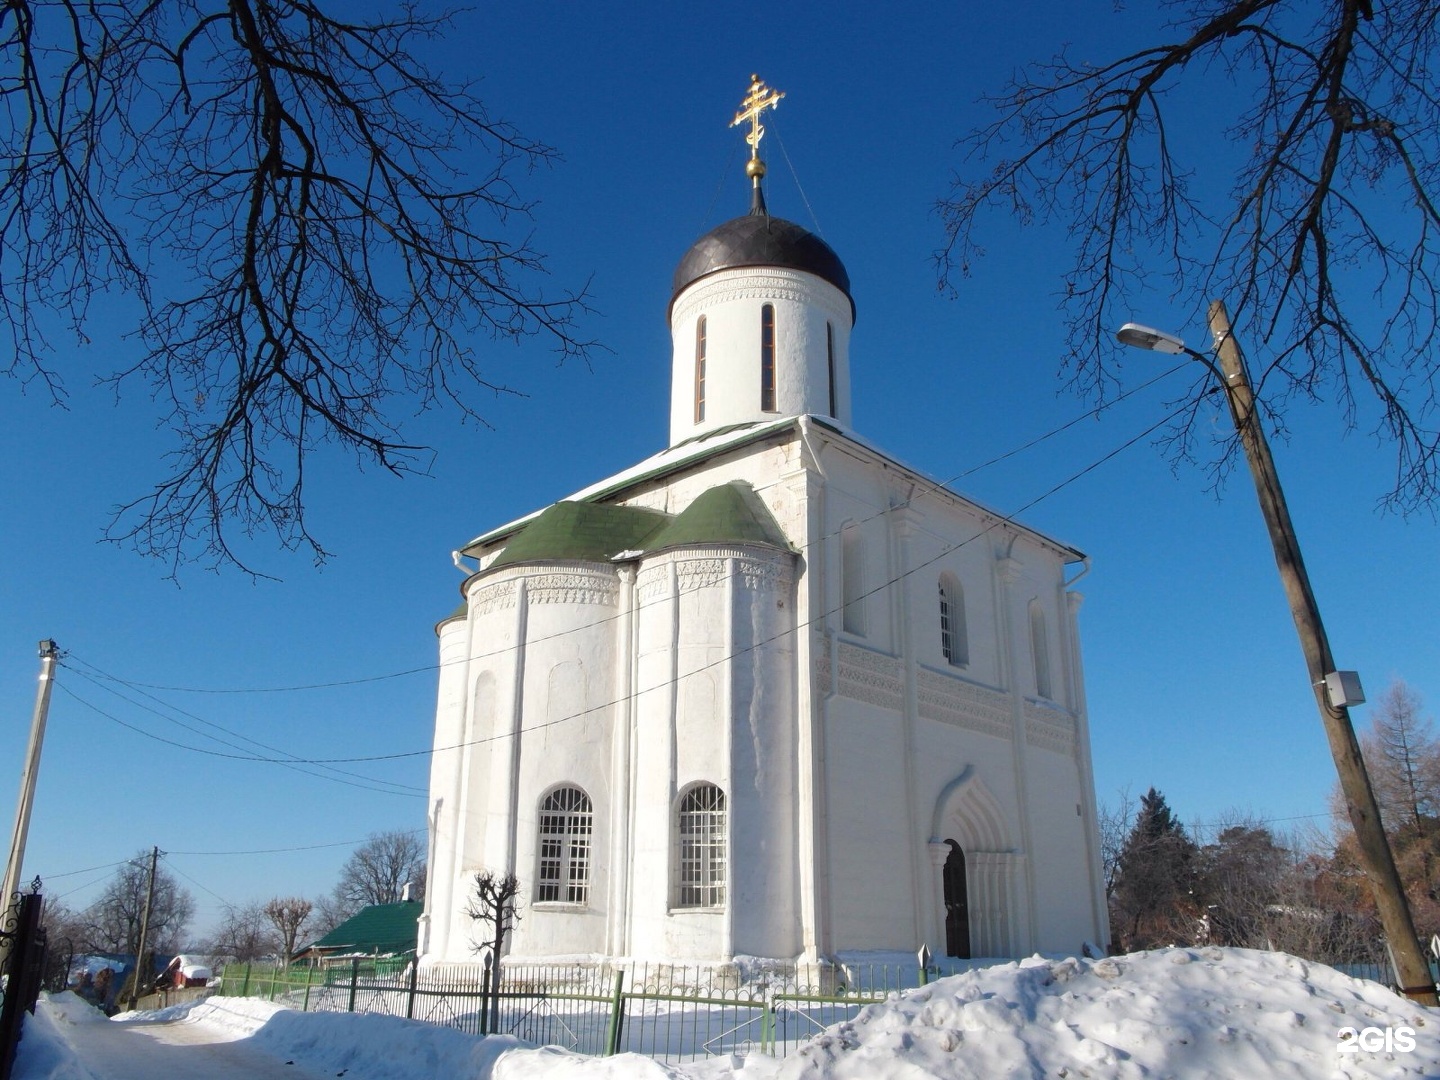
(1207, 300, 1437, 1006)
(127, 846, 160, 1012)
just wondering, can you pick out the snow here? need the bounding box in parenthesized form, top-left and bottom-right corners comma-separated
(16, 948, 1440, 1079)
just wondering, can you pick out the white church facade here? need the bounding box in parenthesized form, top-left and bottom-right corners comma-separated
(419, 78, 1108, 967)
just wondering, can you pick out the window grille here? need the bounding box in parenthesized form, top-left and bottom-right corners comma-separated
(677, 784, 726, 907)
(940, 574, 968, 667)
(537, 787, 593, 904)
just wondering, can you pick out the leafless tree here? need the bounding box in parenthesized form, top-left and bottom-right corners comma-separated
(1361, 679, 1439, 834)
(940, 0, 1440, 511)
(204, 901, 277, 962)
(1, 0, 591, 574)
(309, 891, 354, 940)
(330, 829, 426, 919)
(464, 870, 519, 1034)
(80, 853, 194, 956)
(464, 870, 519, 960)
(1098, 786, 1136, 900)
(263, 896, 313, 964)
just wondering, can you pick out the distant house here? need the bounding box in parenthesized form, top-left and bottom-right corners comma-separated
(159, 954, 212, 988)
(301, 901, 422, 962)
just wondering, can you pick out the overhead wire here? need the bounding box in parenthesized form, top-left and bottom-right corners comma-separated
(59, 658, 425, 797)
(62, 360, 1188, 699)
(57, 398, 1193, 770)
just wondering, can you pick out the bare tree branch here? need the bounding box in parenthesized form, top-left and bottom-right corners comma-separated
(0, 0, 593, 574)
(940, 0, 1440, 511)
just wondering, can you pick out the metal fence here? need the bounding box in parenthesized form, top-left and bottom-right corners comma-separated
(216, 955, 975, 1062)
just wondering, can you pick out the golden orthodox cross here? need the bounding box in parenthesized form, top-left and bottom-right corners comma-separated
(730, 74, 784, 163)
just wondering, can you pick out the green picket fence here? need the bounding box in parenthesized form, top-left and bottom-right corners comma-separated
(215, 955, 973, 1063)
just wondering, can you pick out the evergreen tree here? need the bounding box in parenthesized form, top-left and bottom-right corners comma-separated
(1111, 788, 1198, 951)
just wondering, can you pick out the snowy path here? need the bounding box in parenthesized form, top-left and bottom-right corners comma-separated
(33, 1001, 335, 1080)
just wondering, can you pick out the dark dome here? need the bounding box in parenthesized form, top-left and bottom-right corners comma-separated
(671, 208, 853, 315)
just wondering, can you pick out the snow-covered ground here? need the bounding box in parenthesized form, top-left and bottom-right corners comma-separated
(16, 948, 1440, 1079)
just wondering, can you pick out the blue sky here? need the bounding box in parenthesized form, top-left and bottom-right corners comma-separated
(2, 1, 1436, 940)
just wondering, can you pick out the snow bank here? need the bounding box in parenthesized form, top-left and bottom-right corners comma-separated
(14, 992, 103, 1080)
(762, 947, 1439, 1079)
(17, 948, 1440, 1079)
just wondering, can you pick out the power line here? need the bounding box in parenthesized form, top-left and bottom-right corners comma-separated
(60, 660, 426, 797)
(54, 681, 430, 783)
(168, 830, 426, 857)
(62, 365, 1186, 699)
(55, 401, 1189, 769)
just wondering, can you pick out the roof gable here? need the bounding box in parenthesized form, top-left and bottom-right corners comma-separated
(308, 901, 421, 955)
(489, 501, 670, 570)
(646, 481, 791, 552)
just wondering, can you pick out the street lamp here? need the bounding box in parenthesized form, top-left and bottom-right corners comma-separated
(1117, 300, 1437, 1005)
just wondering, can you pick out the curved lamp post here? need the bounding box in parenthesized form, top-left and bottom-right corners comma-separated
(1117, 300, 1437, 1006)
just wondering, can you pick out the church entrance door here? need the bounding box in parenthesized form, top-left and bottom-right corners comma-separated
(942, 840, 970, 958)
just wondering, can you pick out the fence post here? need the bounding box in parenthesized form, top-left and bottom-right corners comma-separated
(405, 959, 419, 1020)
(347, 957, 360, 1013)
(303, 962, 316, 1012)
(479, 952, 493, 1036)
(761, 991, 774, 1056)
(603, 969, 626, 1056)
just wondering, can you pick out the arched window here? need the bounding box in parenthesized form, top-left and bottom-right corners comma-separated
(826, 321, 837, 418)
(760, 304, 776, 412)
(1029, 601, 1052, 699)
(676, 784, 726, 907)
(841, 522, 865, 635)
(939, 573, 968, 667)
(537, 787, 593, 904)
(694, 315, 707, 423)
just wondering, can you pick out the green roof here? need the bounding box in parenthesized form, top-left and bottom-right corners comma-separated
(442, 484, 797, 622)
(646, 481, 791, 552)
(307, 901, 421, 955)
(489, 501, 670, 570)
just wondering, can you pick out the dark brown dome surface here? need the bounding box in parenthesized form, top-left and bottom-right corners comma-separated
(671, 209, 852, 314)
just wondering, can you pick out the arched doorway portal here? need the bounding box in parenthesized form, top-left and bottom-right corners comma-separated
(943, 840, 970, 958)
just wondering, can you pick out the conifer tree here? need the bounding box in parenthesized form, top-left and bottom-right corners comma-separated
(1111, 788, 1198, 951)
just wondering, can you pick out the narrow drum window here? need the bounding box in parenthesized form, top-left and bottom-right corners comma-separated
(677, 784, 726, 907)
(940, 573, 968, 667)
(537, 787, 593, 904)
(1029, 601, 1052, 699)
(827, 321, 837, 417)
(841, 522, 865, 635)
(760, 304, 776, 411)
(694, 315, 707, 423)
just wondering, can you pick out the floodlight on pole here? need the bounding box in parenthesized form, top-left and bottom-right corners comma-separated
(1115, 301, 1438, 1005)
(1115, 322, 1188, 355)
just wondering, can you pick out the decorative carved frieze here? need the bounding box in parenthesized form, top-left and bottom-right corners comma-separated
(1024, 700, 1077, 755)
(636, 564, 669, 604)
(815, 641, 904, 712)
(526, 570, 619, 608)
(672, 269, 851, 325)
(916, 667, 1012, 741)
(675, 557, 729, 595)
(469, 578, 518, 617)
(640, 549, 796, 602)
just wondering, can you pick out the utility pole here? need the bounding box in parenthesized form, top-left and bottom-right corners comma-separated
(2, 640, 59, 909)
(1205, 300, 1437, 1005)
(127, 846, 160, 1012)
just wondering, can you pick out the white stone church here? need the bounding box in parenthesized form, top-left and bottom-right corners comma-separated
(418, 79, 1107, 967)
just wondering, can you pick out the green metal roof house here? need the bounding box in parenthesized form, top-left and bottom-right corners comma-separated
(303, 901, 422, 959)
